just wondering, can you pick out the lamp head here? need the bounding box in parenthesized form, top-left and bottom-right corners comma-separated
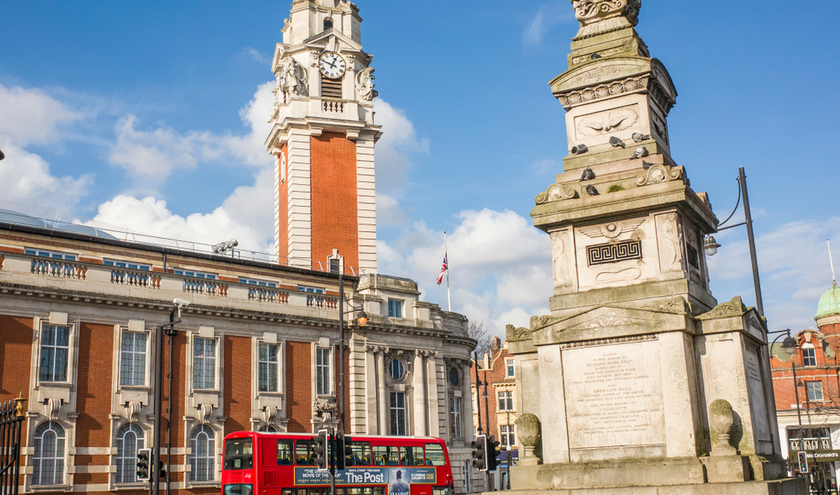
(173, 298, 191, 318)
(356, 310, 368, 327)
(704, 235, 721, 256)
(782, 335, 798, 355)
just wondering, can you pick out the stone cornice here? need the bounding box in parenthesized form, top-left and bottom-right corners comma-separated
(0, 281, 456, 340)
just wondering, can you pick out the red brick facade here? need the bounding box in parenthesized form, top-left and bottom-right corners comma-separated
(310, 132, 359, 271)
(470, 342, 517, 453)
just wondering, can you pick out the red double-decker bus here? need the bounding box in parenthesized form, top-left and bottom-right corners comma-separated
(222, 432, 455, 495)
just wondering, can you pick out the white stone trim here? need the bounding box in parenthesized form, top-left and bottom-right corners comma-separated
(356, 132, 377, 274)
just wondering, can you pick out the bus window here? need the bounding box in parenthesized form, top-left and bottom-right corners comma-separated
(224, 438, 254, 470)
(296, 440, 316, 465)
(400, 446, 424, 466)
(372, 445, 399, 465)
(424, 443, 446, 466)
(277, 439, 293, 465)
(348, 442, 371, 466)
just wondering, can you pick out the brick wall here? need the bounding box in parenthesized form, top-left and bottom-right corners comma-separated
(772, 326, 840, 412)
(75, 323, 114, 448)
(0, 316, 33, 402)
(310, 132, 358, 271)
(286, 341, 311, 432)
(224, 335, 252, 434)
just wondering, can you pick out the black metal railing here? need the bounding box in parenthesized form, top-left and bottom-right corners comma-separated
(0, 394, 26, 495)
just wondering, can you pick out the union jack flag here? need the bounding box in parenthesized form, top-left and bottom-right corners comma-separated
(436, 254, 448, 286)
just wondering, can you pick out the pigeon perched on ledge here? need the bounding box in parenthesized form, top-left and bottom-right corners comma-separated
(609, 136, 625, 148)
(632, 132, 651, 142)
(630, 146, 649, 160)
(642, 161, 654, 170)
(585, 185, 599, 196)
(581, 168, 596, 181)
(571, 144, 589, 155)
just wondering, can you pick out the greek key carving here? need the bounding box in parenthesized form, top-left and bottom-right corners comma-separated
(587, 240, 642, 265)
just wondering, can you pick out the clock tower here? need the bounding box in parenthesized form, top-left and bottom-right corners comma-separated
(265, 0, 381, 274)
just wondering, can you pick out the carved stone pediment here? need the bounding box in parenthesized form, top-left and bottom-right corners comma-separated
(697, 296, 747, 320)
(536, 183, 579, 205)
(506, 324, 531, 342)
(531, 305, 689, 345)
(636, 164, 685, 187)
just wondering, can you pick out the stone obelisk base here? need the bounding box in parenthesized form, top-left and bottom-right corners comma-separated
(493, 478, 806, 495)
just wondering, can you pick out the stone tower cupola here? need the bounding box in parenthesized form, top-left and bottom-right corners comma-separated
(265, 0, 380, 274)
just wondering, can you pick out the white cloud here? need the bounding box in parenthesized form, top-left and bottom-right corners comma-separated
(376, 194, 407, 227)
(378, 208, 553, 339)
(0, 84, 83, 146)
(523, 3, 575, 47)
(373, 99, 429, 195)
(708, 218, 840, 331)
(0, 139, 92, 211)
(243, 47, 271, 65)
(108, 82, 275, 187)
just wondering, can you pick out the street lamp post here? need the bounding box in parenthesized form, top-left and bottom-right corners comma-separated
(769, 329, 805, 476)
(151, 298, 190, 495)
(704, 167, 764, 317)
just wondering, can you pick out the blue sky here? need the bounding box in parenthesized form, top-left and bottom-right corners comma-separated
(2, 0, 839, 336)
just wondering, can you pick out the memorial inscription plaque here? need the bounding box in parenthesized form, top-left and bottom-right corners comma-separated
(744, 347, 772, 446)
(563, 340, 665, 449)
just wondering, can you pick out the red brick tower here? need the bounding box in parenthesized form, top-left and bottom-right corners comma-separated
(265, 0, 381, 274)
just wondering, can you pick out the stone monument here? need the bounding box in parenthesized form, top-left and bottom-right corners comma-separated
(506, 2, 806, 493)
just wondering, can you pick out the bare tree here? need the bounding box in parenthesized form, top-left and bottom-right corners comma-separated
(468, 319, 493, 357)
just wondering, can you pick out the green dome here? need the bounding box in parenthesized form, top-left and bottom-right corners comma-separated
(816, 284, 840, 319)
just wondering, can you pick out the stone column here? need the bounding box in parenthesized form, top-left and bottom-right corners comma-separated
(461, 360, 474, 442)
(364, 345, 379, 434)
(426, 352, 441, 437)
(376, 347, 388, 434)
(413, 350, 428, 436)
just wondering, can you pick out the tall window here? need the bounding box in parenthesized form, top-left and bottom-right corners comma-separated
(500, 424, 516, 447)
(450, 397, 462, 439)
(498, 390, 514, 411)
(807, 381, 824, 401)
(258, 343, 279, 392)
(120, 332, 147, 386)
(115, 423, 144, 483)
(390, 392, 407, 435)
(388, 299, 404, 318)
(463, 461, 471, 492)
(193, 338, 216, 390)
(39, 325, 70, 382)
(802, 345, 817, 367)
(316, 347, 330, 396)
(190, 425, 216, 482)
(32, 421, 65, 486)
(506, 358, 515, 378)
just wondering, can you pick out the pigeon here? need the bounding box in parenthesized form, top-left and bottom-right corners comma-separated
(591, 53, 602, 60)
(632, 132, 650, 142)
(581, 168, 596, 181)
(630, 146, 649, 160)
(571, 144, 588, 155)
(609, 136, 625, 148)
(642, 161, 654, 170)
(585, 185, 599, 196)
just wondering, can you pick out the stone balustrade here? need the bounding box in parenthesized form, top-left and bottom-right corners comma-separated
(30, 259, 87, 280)
(110, 269, 162, 289)
(248, 287, 290, 304)
(183, 279, 229, 297)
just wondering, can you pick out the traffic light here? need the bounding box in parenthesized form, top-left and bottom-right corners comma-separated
(797, 450, 809, 474)
(136, 448, 151, 481)
(335, 430, 353, 470)
(486, 435, 501, 472)
(314, 429, 330, 471)
(158, 460, 167, 479)
(471, 434, 487, 471)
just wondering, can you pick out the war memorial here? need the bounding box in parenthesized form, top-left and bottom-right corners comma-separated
(504, 1, 806, 493)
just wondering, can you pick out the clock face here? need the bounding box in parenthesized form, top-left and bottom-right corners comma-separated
(319, 51, 346, 79)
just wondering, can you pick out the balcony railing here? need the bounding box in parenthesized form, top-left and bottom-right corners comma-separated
(306, 294, 338, 309)
(111, 269, 161, 289)
(183, 279, 229, 297)
(31, 259, 86, 280)
(248, 287, 290, 304)
(789, 437, 832, 451)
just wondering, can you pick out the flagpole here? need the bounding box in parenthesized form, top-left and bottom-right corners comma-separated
(444, 231, 451, 311)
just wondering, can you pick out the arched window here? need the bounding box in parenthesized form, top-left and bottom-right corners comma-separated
(115, 423, 144, 483)
(190, 425, 216, 482)
(324, 18, 333, 30)
(802, 343, 817, 367)
(258, 424, 278, 432)
(32, 421, 65, 486)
